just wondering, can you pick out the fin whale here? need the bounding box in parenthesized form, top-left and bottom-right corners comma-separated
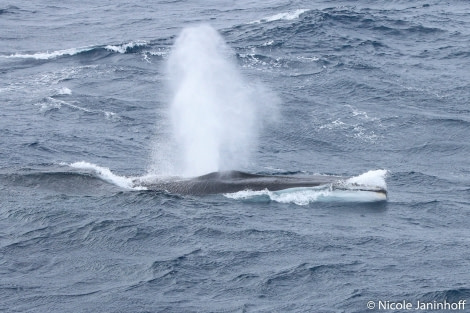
(141, 170, 387, 196)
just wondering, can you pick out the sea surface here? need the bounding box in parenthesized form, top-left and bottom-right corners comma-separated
(1, 1, 470, 312)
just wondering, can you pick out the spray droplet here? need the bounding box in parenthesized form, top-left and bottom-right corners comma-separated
(152, 24, 279, 177)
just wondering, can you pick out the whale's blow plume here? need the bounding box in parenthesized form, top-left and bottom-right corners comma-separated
(152, 25, 278, 177)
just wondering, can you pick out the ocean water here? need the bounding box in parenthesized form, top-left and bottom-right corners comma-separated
(1, 1, 470, 312)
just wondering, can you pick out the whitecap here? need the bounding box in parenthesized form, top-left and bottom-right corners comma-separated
(34, 97, 63, 112)
(297, 56, 320, 62)
(4, 47, 94, 60)
(56, 87, 72, 95)
(250, 9, 309, 24)
(69, 161, 146, 190)
(104, 111, 120, 121)
(262, 40, 274, 46)
(105, 40, 148, 54)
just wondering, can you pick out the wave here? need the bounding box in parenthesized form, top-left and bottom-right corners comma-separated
(56, 87, 72, 95)
(250, 9, 309, 24)
(104, 40, 149, 54)
(1, 168, 123, 195)
(34, 97, 64, 112)
(0, 5, 20, 15)
(236, 52, 324, 75)
(317, 113, 383, 144)
(420, 288, 470, 303)
(4, 47, 96, 60)
(34, 96, 119, 121)
(2, 40, 150, 60)
(260, 261, 360, 290)
(224, 170, 388, 205)
(69, 162, 146, 190)
(231, 6, 447, 62)
(0, 163, 159, 196)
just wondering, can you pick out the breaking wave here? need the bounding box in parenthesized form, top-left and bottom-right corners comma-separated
(2, 40, 150, 60)
(250, 9, 309, 24)
(4, 47, 96, 60)
(69, 161, 146, 190)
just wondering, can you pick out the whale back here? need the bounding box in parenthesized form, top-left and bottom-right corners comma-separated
(144, 170, 347, 195)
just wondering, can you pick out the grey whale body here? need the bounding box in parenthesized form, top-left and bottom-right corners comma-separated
(143, 170, 387, 196)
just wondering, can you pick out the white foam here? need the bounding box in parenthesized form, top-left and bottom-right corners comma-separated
(4, 47, 93, 60)
(250, 9, 309, 24)
(34, 97, 63, 112)
(225, 170, 388, 205)
(35, 97, 92, 113)
(69, 161, 146, 190)
(318, 106, 383, 143)
(64, 102, 92, 112)
(225, 185, 386, 205)
(104, 111, 119, 121)
(56, 87, 72, 95)
(2, 40, 148, 59)
(34, 96, 120, 120)
(346, 169, 388, 190)
(105, 40, 148, 53)
(145, 49, 168, 57)
(262, 40, 275, 46)
(297, 56, 320, 62)
(224, 187, 328, 205)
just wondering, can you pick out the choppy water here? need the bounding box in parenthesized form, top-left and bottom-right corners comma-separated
(1, 1, 470, 312)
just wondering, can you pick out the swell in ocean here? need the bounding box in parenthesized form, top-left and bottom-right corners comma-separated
(1, 40, 159, 60)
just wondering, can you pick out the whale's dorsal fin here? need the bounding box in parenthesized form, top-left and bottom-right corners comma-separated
(195, 170, 261, 180)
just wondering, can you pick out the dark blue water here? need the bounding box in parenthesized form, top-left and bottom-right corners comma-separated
(1, 1, 470, 312)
